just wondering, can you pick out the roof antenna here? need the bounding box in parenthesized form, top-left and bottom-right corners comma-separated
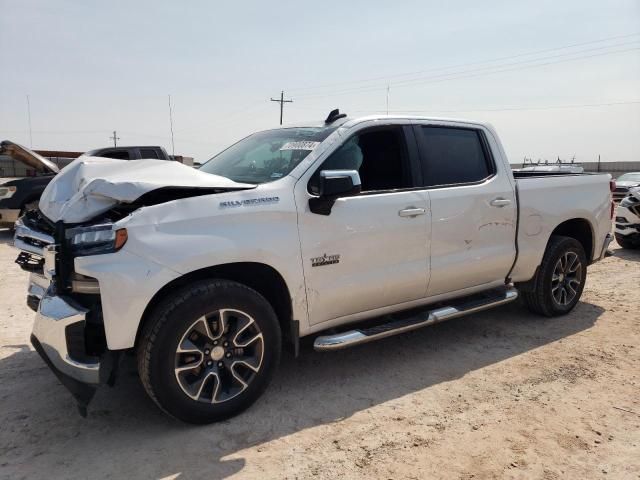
(325, 109, 347, 124)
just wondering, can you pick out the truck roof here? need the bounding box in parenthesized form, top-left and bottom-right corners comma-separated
(281, 113, 493, 131)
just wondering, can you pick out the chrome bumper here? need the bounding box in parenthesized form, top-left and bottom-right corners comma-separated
(16, 217, 109, 413)
(32, 289, 101, 385)
(27, 272, 49, 308)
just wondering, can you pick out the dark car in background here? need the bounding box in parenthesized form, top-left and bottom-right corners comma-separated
(85, 145, 171, 161)
(0, 141, 172, 228)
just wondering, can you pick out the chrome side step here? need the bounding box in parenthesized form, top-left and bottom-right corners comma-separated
(313, 286, 518, 351)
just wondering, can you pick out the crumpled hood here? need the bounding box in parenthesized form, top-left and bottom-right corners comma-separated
(39, 156, 254, 223)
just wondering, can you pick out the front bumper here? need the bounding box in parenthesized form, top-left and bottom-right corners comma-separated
(29, 284, 107, 415)
(32, 288, 100, 385)
(15, 217, 114, 413)
(0, 208, 20, 227)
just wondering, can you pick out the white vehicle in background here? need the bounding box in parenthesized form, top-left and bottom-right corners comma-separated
(612, 172, 640, 203)
(13, 111, 614, 424)
(515, 164, 584, 174)
(615, 186, 640, 249)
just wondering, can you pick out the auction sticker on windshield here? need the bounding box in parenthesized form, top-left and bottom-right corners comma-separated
(280, 141, 320, 151)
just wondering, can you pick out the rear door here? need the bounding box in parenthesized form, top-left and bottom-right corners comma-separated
(413, 123, 516, 296)
(295, 123, 431, 325)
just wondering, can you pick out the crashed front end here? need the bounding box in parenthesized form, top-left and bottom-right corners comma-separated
(12, 155, 255, 415)
(14, 211, 119, 415)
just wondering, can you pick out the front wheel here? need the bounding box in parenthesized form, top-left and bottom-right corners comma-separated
(137, 279, 281, 424)
(522, 235, 587, 317)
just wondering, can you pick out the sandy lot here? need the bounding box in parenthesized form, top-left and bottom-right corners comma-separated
(0, 228, 638, 480)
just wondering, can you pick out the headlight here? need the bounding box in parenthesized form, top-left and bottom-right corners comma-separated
(0, 186, 17, 199)
(67, 224, 128, 256)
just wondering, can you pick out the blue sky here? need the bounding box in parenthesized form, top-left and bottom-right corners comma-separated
(1, 0, 639, 163)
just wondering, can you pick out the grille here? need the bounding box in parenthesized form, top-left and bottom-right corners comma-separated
(22, 209, 55, 235)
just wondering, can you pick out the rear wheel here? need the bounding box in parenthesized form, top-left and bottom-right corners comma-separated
(138, 279, 281, 424)
(615, 232, 640, 250)
(522, 236, 587, 317)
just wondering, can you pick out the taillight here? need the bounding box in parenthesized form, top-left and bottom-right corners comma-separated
(609, 179, 616, 219)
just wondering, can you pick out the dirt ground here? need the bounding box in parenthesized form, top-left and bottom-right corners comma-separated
(0, 228, 638, 480)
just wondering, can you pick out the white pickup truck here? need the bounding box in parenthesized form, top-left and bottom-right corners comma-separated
(13, 111, 614, 423)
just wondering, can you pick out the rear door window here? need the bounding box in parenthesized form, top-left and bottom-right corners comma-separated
(416, 127, 493, 187)
(97, 150, 131, 160)
(139, 148, 160, 159)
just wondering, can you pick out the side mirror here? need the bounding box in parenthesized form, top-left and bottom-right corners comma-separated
(309, 170, 361, 215)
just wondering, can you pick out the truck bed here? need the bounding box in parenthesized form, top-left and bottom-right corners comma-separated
(510, 172, 612, 283)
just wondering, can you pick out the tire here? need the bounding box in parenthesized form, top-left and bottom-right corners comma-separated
(522, 235, 587, 317)
(137, 279, 281, 424)
(615, 232, 639, 250)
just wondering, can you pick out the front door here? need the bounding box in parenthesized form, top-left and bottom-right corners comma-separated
(296, 124, 431, 325)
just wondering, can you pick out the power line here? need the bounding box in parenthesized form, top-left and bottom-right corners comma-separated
(270, 90, 293, 125)
(388, 42, 640, 90)
(294, 45, 640, 100)
(358, 100, 640, 114)
(286, 32, 640, 94)
(109, 130, 120, 147)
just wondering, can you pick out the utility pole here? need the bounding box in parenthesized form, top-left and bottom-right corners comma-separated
(270, 90, 293, 125)
(386, 82, 390, 115)
(110, 130, 120, 147)
(168, 94, 176, 156)
(26, 95, 33, 148)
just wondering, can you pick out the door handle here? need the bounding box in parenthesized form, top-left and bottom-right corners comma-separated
(489, 197, 512, 207)
(399, 207, 426, 217)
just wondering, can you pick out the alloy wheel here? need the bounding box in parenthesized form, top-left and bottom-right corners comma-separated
(174, 309, 264, 404)
(551, 251, 582, 306)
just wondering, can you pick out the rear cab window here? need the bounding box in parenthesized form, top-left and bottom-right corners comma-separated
(139, 148, 160, 159)
(97, 150, 131, 160)
(415, 126, 495, 187)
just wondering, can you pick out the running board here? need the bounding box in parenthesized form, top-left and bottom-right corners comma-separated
(313, 286, 518, 351)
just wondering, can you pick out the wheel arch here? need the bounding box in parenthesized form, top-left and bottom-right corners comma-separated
(516, 217, 594, 292)
(135, 262, 297, 352)
(548, 217, 594, 263)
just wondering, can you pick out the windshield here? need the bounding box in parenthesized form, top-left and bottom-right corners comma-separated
(617, 173, 640, 182)
(199, 127, 337, 184)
